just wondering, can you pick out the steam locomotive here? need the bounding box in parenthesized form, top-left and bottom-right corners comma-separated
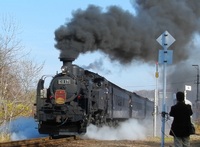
(34, 57, 154, 138)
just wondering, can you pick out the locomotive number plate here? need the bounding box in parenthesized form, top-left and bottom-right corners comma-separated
(58, 79, 70, 84)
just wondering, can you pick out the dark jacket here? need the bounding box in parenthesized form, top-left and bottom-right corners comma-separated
(169, 102, 193, 137)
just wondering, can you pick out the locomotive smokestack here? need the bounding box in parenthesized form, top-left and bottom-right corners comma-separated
(60, 57, 75, 64)
(59, 57, 75, 74)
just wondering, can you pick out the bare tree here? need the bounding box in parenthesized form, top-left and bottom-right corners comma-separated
(0, 15, 43, 138)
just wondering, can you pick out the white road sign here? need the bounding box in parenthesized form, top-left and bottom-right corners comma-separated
(156, 31, 175, 49)
(158, 50, 173, 64)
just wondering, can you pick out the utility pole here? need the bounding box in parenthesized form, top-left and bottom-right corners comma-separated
(192, 65, 199, 120)
(192, 65, 199, 102)
(154, 62, 159, 137)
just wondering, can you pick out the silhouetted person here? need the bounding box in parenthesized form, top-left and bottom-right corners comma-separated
(169, 91, 193, 147)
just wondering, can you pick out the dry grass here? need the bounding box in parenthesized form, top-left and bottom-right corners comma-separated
(0, 133, 10, 142)
(195, 120, 200, 134)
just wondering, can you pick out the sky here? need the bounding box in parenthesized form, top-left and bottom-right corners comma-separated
(0, 0, 156, 91)
(1, 0, 200, 95)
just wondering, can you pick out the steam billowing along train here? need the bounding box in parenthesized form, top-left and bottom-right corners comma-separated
(34, 58, 154, 138)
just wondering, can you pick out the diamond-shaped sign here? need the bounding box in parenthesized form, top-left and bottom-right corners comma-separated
(156, 31, 175, 49)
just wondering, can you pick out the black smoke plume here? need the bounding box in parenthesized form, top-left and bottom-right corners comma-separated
(81, 58, 111, 74)
(55, 0, 200, 64)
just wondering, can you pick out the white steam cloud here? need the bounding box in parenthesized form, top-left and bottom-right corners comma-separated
(83, 119, 147, 140)
(4, 117, 153, 141)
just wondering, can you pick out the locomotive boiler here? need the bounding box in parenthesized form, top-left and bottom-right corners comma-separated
(34, 57, 154, 138)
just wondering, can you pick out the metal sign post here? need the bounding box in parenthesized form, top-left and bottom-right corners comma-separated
(157, 31, 175, 147)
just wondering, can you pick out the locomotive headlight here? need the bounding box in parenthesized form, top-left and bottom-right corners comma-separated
(61, 65, 68, 74)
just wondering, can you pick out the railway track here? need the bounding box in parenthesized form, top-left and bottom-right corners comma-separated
(0, 136, 76, 147)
